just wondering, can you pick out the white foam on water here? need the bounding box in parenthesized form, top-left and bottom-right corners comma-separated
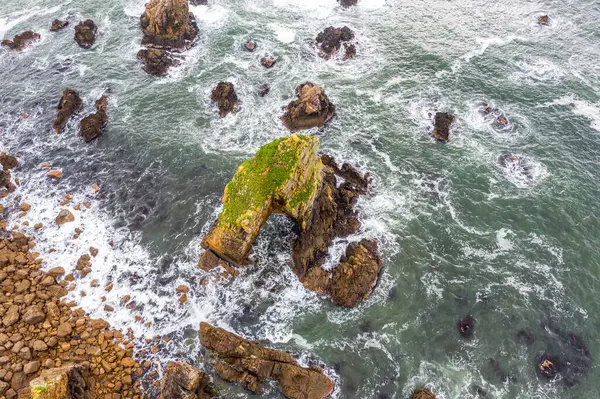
(510, 58, 565, 83)
(544, 95, 600, 131)
(458, 35, 528, 64)
(271, 25, 296, 44)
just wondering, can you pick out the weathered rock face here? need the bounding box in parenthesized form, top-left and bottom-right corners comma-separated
(74, 20, 97, 49)
(200, 135, 323, 267)
(411, 388, 437, 399)
(338, 0, 357, 7)
(159, 362, 215, 399)
(281, 83, 336, 132)
(80, 95, 108, 142)
(29, 365, 89, 399)
(0, 153, 17, 193)
(140, 0, 199, 49)
(316, 26, 356, 60)
(210, 82, 239, 117)
(432, 112, 454, 142)
(136, 48, 177, 76)
(50, 20, 69, 32)
(53, 89, 83, 133)
(1, 31, 40, 51)
(199, 322, 334, 399)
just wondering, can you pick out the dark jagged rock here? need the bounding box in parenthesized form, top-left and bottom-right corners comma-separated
(210, 82, 239, 117)
(1, 31, 40, 51)
(80, 95, 108, 142)
(52, 89, 83, 133)
(538, 354, 561, 379)
(74, 20, 97, 49)
(338, 0, 358, 7)
(538, 15, 550, 26)
(190, 0, 208, 4)
(159, 362, 216, 399)
(199, 322, 334, 399)
(281, 82, 336, 132)
(458, 315, 475, 338)
(316, 26, 356, 60)
(260, 56, 277, 68)
(258, 84, 270, 97)
(244, 40, 257, 52)
(50, 19, 69, 32)
(432, 112, 454, 141)
(411, 388, 436, 399)
(136, 48, 178, 76)
(140, 0, 199, 49)
(0, 153, 17, 193)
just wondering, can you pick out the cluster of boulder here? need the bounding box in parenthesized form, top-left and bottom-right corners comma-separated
(1, 31, 40, 51)
(52, 89, 108, 142)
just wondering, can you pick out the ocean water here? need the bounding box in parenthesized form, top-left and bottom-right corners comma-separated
(1, 0, 600, 397)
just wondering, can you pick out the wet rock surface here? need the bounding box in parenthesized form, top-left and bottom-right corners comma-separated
(1, 31, 40, 51)
(159, 361, 215, 399)
(538, 15, 550, 26)
(140, 0, 199, 49)
(458, 315, 475, 338)
(338, 0, 358, 7)
(52, 89, 83, 133)
(136, 48, 178, 76)
(316, 26, 356, 60)
(50, 19, 69, 32)
(258, 84, 270, 97)
(74, 20, 97, 49)
(411, 388, 436, 399)
(432, 112, 454, 141)
(281, 82, 336, 132)
(244, 40, 257, 52)
(80, 95, 108, 142)
(0, 153, 18, 194)
(260, 56, 277, 68)
(199, 322, 334, 399)
(210, 82, 239, 117)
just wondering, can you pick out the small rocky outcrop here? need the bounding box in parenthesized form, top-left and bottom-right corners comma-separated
(244, 40, 256, 52)
(136, 48, 178, 76)
(260, 56, 276, 68)
(52, 89, 83, 133)
(281, 82, 336, 132)
(140, 0, 199, 49)
(432, 112, 454, 142)
(338, 0, 357, 7)
(538, 15, 550, 26)
(316, 26, 356, 60)
(258, 84, 270, 97)
(56, 209, 75, 225)
(412, 388, 436, 399)
(29, 365, 90, 399)
(80, 95, 108, 142)
(159, 362, 215, 399)
(74, 20, 97, 49)
(0, 153, 17, 194)
(50, 19, 69, 32)
(1, 31, 40, 51)
(210, 82, 239, 117)
(199, 322, 334, 399)
(458, 315, 475, 338)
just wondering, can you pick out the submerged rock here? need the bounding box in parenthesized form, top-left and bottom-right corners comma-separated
(244, 40, 257, 52)
(50, 19, 69, 32)
(411, 388, 436, 399)
(260, 55, 277, 68)
(29, 365, 90, 399)
(136, 48, 178, 76)
(432, 112, 454, 141)
(281, 82, 336, 132)
(140, 0, 199, 49)
(210, 82, 239, 117)
(74, 19, 97, 49)
(52, 89, 83, 133)
(538, 355, 561, 379)
(199, 322, 334, 399)
(458, 315, 475, 338)
(316, 26, 356, 60)
(537, 15, 550, 26)
(1, 31, 40, 51)
(258, 84, 270, 97)
(338, 0, 358, 7)
(80, 95, 108, 142)
(159, 361, 215, 399)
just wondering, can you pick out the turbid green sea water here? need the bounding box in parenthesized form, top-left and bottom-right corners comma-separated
(1, 0, 600, 397)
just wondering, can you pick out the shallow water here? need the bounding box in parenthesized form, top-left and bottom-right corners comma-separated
(1, 0, 600, 397)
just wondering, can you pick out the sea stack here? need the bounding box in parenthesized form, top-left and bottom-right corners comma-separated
(80, 95, 108, 142)
(74, 20, 97, 48)
(53, 89, 83, 133)
(281, 82, 336, 132)
(1, 31, 40, 51)
(316, 26, 356, 60)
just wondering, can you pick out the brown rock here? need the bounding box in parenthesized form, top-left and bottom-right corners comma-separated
(23, 361, 39, 375)
(140, 0, 199, 49)
(52, 89, 83, 133)
(57, 322, 72, 337)
(260, 56, 277, 68)
(80, 95, 108, 142)
(137, 48, 178, 76)
(22, 305, 45, 324)
(432, 112, 454, 142)
(210, 82, 239, 117)
(50, 19, 69, 31)
(316, 26, 356, 60)
(159, 361, 214, 399)
(20, 203, 31, 212)
(32, 340, 48, 352)
(55, 209, 75, 225)
(2, 305, 20, 326)
(1, 31, 40, 51)
(74, 19, 97, 49)
(281, 82, 336, 132)
(47, 266, 65, 277)
(175, 285, 189, 293)
(47, 169, 63, 179)
(412, 388, 437, 399)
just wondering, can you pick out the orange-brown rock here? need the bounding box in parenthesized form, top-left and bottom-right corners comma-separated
(210, 82, 239, 117)
(140, 0, 199, 49)
(158, 361, 215, 399)
(55, 209, 75, 225)
(412, 388, 437, 399)
(281, 83, 336, 132)
(199, 322, 334, 399)
(47, 169, 63, 179)
(52, 89, 83, 133)
(1, 31, 40, 51)
(74, 19, 97, 49)
(0, 153, 17, 193)
(80, 95, 108, 142)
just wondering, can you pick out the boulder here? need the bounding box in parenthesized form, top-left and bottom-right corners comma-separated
(258, 84, 270, 97)
(29, 365, 89, 399)
(0, 153, 18, 171)
(55, 209, 75, 225)
(0, 153, 17, 192)
(281, 83, 336, 132)
(22, 306, 45, 324)
(260, 56, 276, 68)
(316, 26, 356, 60)
(412, 388, 436, 399)
(159, 362, 215, 399)
(52, 89, 83, 133)
(338, 0, 357, 7)
(432, 112, 454, 142)
(458, 315, 475, 338)
(538, 354, 561, 379)
(200, 135, 323, 266)
(538, 15, 550, 26)
(79, 95, 108, 142)
(137, 48, 178, 76)
(140, 0, 199, 49)
(199, 322, 334, 399)
(1, 31, 40, 51)
(210, 82, 239, 117)
(50, 20, 69, 32)
(244, 40, 256, 52)
(74, 20, 97, 49)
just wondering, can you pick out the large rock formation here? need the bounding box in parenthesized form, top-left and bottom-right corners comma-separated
(199, 322, 334, 399)
(281, 83, 336, 132)
(412, 388, 436, 399)
(74, 20, 97, 49)
(53, 89, 83, 133)
(80, 95, 108, 142)
(199, 137, 382, 306)
(1, 31, 40, 51)
(210, 82, 239, 117)
(159, 362, 215, 399)
(29, 365, 90, 399)
(200, 135, 323, 267)
(316, 26, 356, 60)
(432, 112, 454, 142)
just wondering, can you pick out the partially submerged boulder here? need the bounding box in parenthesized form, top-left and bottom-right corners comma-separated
(199, 322, 334, 399)
(50, 19, 69, 32)
(74, 19, 97, 49)
(316, 26, 356, 60)
(80, 95, 108, 142)
(432, 112, 454, 141)
(140, 0, 199, 49)
(411, 388, 437, 399)
(260, 56, 277, 68)
(1, 31, 40, 51)
(210, 82, 239, 117)
(0, 153, 18, 193)
(538, 15, 550, 26)
(137, 48, 178, 76)
(29, 365, 90, 399)
(458, 315, 475, 338)
(338, 0, 358, 7)
(53, 89, 83, 133)
(281, 83, 336, 132)
(159, 362, 215, 399)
